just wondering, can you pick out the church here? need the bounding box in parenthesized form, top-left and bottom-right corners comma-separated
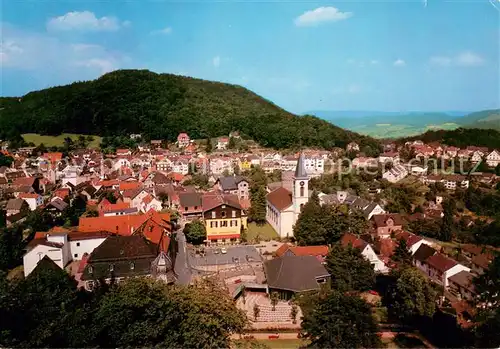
(266, 153, 310, 238)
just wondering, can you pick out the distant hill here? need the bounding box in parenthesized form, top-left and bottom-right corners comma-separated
(400, 127, 500, 149)
(0, 69, 380, 152)
(454, 109, 500, 130)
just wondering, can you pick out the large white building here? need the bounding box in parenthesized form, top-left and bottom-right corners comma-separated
(266, 153, 309, 238)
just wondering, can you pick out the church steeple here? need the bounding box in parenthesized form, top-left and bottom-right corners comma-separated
(294, 152, 308, 179)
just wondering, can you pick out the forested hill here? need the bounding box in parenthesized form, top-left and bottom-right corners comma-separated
(399, 127, 500, 149)
(0, 69, 380, 152)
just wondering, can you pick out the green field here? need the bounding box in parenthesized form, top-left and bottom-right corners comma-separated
(233, 339, 305, 349)
(22, 133, 102, 148)
(246, 222, 280, 242)
(351, 122, 460, 139)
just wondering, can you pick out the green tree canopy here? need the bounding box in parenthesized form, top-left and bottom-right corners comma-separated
(183, 220, 206, 245)
(325, 243, 375, 292)
(301, 290, 382, 348)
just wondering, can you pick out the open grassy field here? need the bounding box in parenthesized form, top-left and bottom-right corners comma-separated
(22, 133, 102, 148)
(246, 222, 280, 242)
(351, 122, 459, 139)
(233, 339, 305, 349)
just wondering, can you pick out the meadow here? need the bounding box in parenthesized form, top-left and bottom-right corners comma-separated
(22, 133, 102, 148)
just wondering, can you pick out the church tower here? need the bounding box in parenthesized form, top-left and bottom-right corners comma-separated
(292, 153, 309, 219)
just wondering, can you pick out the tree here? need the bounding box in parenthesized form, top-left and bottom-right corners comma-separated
(205, 138, 212, 153)
(253, 304, 260, 321)
(0, 225, 24, 271)
(392, 239, 412, 266)
(440, 199, 455, 242)
(0, 153, 14, 167)
(325, 243, 375, 292)
(248, 185, 267, 225)
(474, 255, 500, 308)
(475, 308, 500, 348)
(270, 292, 279, 311)
(183, 220, 206, 245)
(228, 136, 237, 149)
(386, 267, 437, 324)
(301, 291, 382, 348)
(293, 192, 325, 245)
(290, 304, 298, 324)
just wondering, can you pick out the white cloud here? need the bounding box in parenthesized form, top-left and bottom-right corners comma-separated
(393, 59, 406, 67)
(295, 7, 352, 27)
(212, 55, 221, 68)
(151, 27, 172, 35)
(1, 23, 128, 77)
(47, 11, 127, 32)
(370, 60, 379, 65)
(456, 51, 484, 66)
(429, 51, 484, 67)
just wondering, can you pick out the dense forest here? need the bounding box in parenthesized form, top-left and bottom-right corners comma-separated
(399, 128, 500, 149)
(0, 69, 380, 152)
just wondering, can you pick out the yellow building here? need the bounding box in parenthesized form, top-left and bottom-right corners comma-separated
(202, 194, 247, 245)
(240, 158, 252, 171)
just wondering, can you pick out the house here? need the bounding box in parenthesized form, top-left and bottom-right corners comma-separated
(352, 157, 377, 169)
(378, 152, 400, 163)
(423, 175, 470, 190)
(471, 151, 483, 163)
(318, 191, 385, 220)
(202, 193, 247, 244)
(5, 198, 30, 216)
(486, 150, 500, 167)
(382, 164, 408, 183)
(346, 142, 360, 152)
(116, 149, 132, 157)
(23, 230, 110, 277)
(45, 198, 69, 215)
(13, 176, 39, 193)
(448, 271, 477, 301)
(372, 214, 404, 238)
(80, 235, 176, 290)
(266, 154, 310, 238)
(340, 234, 388, 273)
(412, 244, 437, 271)
(275, 244, 329, 263)
(18, 193, 44, 211)
(214, 175, 250, 200)
(264, 255, 330, 300)
(393, 230, 433, 255)
(179, 192, 203, 220)
(139, 194, 162, 213)
(151, 140, 163, 148)
(216, 137, 229, 150)
(177, 133, 190, 148)
(421, 253, 470, 288)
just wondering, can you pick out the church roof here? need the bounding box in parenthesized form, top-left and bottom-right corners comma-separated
(266, 187, 292, 211)
(294, 153, 308, 179)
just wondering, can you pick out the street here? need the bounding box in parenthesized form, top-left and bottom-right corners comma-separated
(174, 223, 192, 285)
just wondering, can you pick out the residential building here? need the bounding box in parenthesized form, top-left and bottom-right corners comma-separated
(378, 152, 400, 163)
(214, 175, 250, 200)
(177, 133, 190, 148)
(372, 214, 404, 239)
(382, 163, 408, 183)
(216, 137, 229, 150)
(265, 255, 330, 300)
(6, 198, 30, 216)
(18, 193, 44, 211)
(394, 230, 433, 255)
(340, 234, 388, 273)
(421, 253, 471, 288)
(318, 191, 385, 220)
(202, 193, 247, 244)
(275, 244, 329, 263)
(179, 192, 203, 220)
(352, 157, 377, 169)
(448, 271, 477, 301)
(266, 153, 309, 238)
(486, 150, 500, 167)
(347, 142, 360, 152)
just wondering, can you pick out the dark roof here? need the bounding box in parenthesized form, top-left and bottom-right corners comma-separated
(202, 193, 242, 212)
(217, 176, 248, 191)
(426, 253, 458, 272)
(179, 192, 202, 207)
(373, 214, 404, 228)
(266, 187, 292, 211)
(46, 198, 68, 211)
(448, 270, 476, 293)
(294, 153, 308, 179)
(265, 255, 329, 292)
(28, 256, 62, 278)
(413, 244, 437, 263)
(82, 235, 159, 281)
(6, 198, 27, 211)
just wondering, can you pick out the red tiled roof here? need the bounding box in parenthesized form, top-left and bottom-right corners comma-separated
(42, 152, 63, 163)
(276, 244, 329, 257)
(18, 193, 40, 199)
(426, 253, 457, 272)
(340, 233, 368, 250)
(266, 187, 292, 211)
(13, 177, 35, 187)
(372, 214, 404, 228)
(168, 172, 185, 182)
(54, 188, 70, 199)
(394, 230, 423, 247)
(119, 181, 141, 191)
(100, 202, 131, 212)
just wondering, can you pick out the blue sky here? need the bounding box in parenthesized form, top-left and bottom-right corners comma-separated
(1, 0, 499, 113)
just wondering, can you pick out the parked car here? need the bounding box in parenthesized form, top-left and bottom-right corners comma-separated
(214, 249, 219, 254)
(221, 247, 227, 254)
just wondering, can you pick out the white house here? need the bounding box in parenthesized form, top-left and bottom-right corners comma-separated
(471, 151, 483, 163)
(486, 150, 500, 167)
(18, 193, 43, 211)
(23, 231, 109, 277)
(216, 137, 229, 150)
(341, 234, 388, 273)
(266, 153, 310, 238)
(304, 155, 325, 175)
(382, 163, 408, 183)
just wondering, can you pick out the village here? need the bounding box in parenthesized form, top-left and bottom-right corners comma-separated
(0, 131, 499, 347)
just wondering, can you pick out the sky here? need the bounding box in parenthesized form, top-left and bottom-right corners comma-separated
(1, 0, 499, 114)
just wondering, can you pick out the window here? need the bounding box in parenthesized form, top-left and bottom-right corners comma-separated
(230, 221, 233, 227)
(109, 264, 114, 272)
(232, 210, 236, 218)
(222, 211, 226, 218)
(210, 221, 214, 228)
(212, 211, 216, 219)
(300, 186, 305, 197)
(215, 221, 218, 228)
(76, 242, 80, 247)
(74, 254, 78, 258)
(194, 206, 198, 210)
(130, 262, 135, 270)
(184, 207, 188, 211)
(88, 266, 93, 274)
(234, 220, 238, 227)
(221, 221, 228, 227)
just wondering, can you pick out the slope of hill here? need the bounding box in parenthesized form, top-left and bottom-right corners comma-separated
(399, 127, 500, 149)
(0, 69, 380, 152)
(454, 109, 500, 130)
